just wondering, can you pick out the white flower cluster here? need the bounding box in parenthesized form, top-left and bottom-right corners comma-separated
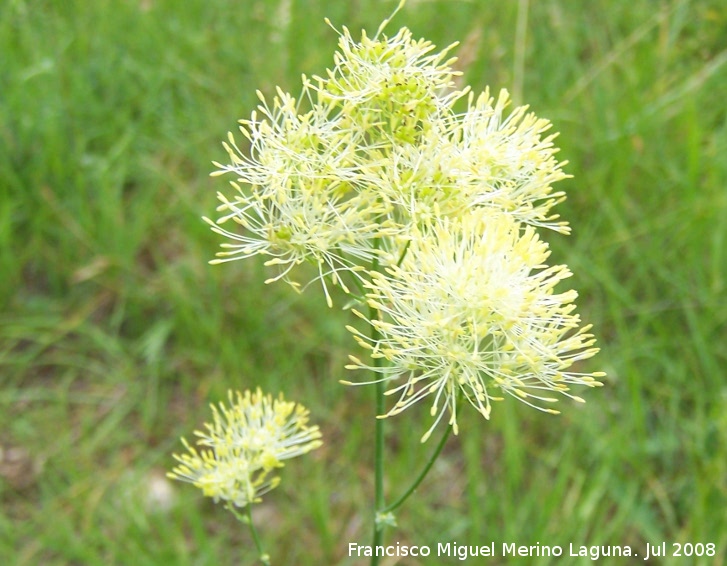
(207, 19, 603, 440)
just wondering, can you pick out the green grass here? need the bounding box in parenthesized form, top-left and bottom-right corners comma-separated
(2, 0, 726, 564)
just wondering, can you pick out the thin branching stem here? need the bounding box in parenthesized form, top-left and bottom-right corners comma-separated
(383, 423, 451, 514)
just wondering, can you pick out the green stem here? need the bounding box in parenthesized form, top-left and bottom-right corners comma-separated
(369, 244, 385, 566)
(228, 504, 271, 566)
(383, 423, 451, 514)
(246, 505, 271, 566)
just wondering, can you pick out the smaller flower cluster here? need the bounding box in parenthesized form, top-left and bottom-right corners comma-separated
(168, 389, 322, 508)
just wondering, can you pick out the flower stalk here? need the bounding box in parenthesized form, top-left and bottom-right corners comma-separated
(227, 503, 271, 566)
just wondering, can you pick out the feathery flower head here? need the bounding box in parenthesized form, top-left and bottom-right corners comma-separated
(346, 211, 603, 441)
(312, 17, 467, 145)
(451, 89, 571, 233)
(168, 389, 322, 507)
(206, 88, 397, 305)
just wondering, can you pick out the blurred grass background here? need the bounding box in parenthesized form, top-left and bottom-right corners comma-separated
(1, 0, 726, 564)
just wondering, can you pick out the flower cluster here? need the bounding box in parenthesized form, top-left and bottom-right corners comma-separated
(207, 17, 603, 439)
(168, 389, 322, 507)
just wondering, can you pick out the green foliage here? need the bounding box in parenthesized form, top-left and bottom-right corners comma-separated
(1, 0, 725, 564)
